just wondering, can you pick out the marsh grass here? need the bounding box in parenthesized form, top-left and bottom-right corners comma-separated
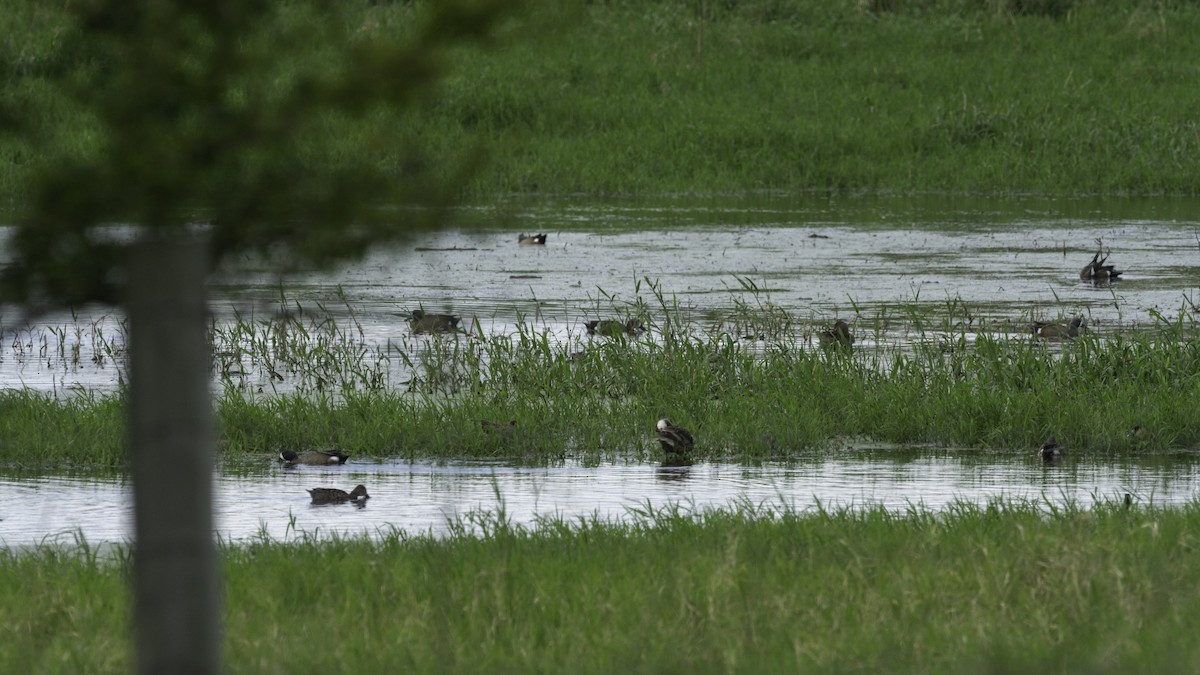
(6, 498, 1200, 673)
(2, 289, 1198, 468)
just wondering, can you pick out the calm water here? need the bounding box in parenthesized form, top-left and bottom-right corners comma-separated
(2, 195, 1199, 547)
(1, 453, 1196, 547)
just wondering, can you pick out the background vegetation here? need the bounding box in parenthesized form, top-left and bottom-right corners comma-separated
(6, 0, 1200, 205)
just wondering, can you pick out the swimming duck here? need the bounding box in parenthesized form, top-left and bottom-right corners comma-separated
(518, 233, 548, 245)
(818, 319, 855, 349)
(1079, 242, 1122, 282)
(279, 450, 351, 466)
(1039, 437, 1063, 464)
(307, 485, 370, 504)
(656, 418, 695, 464)
(1032, 317, 1085, 340)
(409, 309, 461, 334)
(586, 318, 645, 338)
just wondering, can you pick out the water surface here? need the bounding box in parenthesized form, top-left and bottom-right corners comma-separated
(2, 452, 1193, 547)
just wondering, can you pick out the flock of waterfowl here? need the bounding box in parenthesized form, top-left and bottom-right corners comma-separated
(305, 237, 1127, 501)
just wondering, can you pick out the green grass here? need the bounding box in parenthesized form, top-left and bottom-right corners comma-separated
(6, 499, 1200, 673)
(7, 1, 1200, 206)
(2, 297, 1198, 469)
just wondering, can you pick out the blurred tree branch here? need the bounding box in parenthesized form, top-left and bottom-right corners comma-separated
(3, 0, 517, 307)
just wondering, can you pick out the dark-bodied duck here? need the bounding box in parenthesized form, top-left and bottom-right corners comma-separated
(1079, 242, 1123, 283)
(307, 484, 370, 504)
(280, 449, 351, 466)
(818, 319, 855, 349)
(1039, 437, 1064, 464)
(586, 318, 645, 338)
(409, 309, 461, 334)
(1033, 317, 1085, 341)
(656, 418, 695, 464)
(518, 233, 548, 245)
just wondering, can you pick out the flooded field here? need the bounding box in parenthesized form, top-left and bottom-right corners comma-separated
(3, 193, 1199, 393)
(2, 194, 1200, 546)
(2, 451, 1194, 547)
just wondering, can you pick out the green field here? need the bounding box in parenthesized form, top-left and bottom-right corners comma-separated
(5, 0, 1200, 206)
(7, 500, 1200, 674)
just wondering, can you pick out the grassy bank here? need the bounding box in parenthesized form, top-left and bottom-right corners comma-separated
(5, 499, 1200, 673)
(6, 1, 1200, 205)
(2, 302, 1198, 469)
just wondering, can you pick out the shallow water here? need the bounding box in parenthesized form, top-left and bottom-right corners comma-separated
(2, 195, 1200, 548)
(3, 194, 1200, 393)
(2, 453, 1195, 547)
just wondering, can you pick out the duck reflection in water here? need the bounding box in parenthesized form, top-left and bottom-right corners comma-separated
(655, 464, 692, 481)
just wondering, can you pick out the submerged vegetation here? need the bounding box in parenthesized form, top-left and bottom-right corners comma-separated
(7, 499, 1200, 673)
(2, 288, 1198, 469)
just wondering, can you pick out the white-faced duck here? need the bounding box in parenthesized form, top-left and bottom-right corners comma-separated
(518, 233, 548, 245)
(307, 485, 370, 504)
(1033, 317, 1085, 341)
(657, 418, 695, 464)
(585, 318, 645, 338)
(1039, 437, 1064, 464)
(409, 309, 461, 335)
(279, 450, 350, 466)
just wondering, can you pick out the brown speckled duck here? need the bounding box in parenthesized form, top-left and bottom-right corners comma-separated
(1032, 317, 1085, 341)
(279, 450, 350, 466)
(586, 318, 645, 338)
(409, 309, 461, 334)
(307, 485, 370, 504)
(481, 419, 517, 438)
(818, 320, 855, 349)
(518, 233, 548, 245)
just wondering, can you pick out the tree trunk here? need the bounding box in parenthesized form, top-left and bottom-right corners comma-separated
(127, 235, 220, 675)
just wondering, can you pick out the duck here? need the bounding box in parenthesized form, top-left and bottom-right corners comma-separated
(1039, 437, 1063, 464)
(585, 318, 645, 338)
(1079, 242, 1123, 282)
(518, 233, 548, 245)
(307, 484, 370, 504)
(818, 319, 855, 349)
(656, 418, 695, 464)
(481, 419, 517, 438)
(409, 309, 461, 334)
(1032, 317, 1085, 341)
(279, 449, 350, 466)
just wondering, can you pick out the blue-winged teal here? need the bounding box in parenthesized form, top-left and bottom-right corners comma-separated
(307, 484, 370, 504)
(818, 319, 855, 348)
(518, 233, 548, 245)
(409, 309, 461, 334)
(280, 449, 350, 466)
(657, 418, 695, 464)
(586, 318, 645, 338)
(1079, 242, 1123, 282)
(1033, 317, 1085, 340)
(1039, 437, 1063, 463)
